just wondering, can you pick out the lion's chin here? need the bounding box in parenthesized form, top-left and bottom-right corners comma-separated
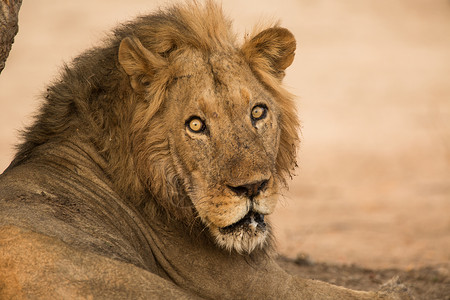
(209, 211, 269, 254)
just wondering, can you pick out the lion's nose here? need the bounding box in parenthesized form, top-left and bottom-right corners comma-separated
(227, 179, 269, 199)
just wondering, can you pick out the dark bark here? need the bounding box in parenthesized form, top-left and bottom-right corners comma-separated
(0, 0, 22, 74)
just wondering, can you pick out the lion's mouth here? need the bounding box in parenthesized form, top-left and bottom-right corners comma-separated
(219, 211, 266, 234)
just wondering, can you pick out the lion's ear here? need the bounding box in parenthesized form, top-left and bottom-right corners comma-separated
(118, 37, 166, 89)
(241, 27, 296, 80)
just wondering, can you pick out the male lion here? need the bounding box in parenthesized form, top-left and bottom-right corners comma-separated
(0, 1, 409, 299)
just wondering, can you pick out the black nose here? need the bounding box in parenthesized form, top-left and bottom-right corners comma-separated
(227, 179, 269, 199)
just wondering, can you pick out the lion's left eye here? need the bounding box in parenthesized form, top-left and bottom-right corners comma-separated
(251, 105, 267, 121)
(186, 117, 206, 133)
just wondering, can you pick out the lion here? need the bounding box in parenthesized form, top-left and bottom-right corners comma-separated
(0, 1, 410, 299)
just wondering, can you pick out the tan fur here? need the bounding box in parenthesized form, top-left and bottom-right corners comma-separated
(0, 1, 411, 299)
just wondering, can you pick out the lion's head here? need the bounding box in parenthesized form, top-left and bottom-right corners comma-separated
(114, 2, 299, 254)
(14, 1, 298, 255)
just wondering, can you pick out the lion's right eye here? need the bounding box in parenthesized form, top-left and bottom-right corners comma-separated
(251, 105, 268, 122)
(186, 117, 206, 133)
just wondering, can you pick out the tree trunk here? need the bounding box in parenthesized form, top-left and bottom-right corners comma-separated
(0, 0, 22, 74)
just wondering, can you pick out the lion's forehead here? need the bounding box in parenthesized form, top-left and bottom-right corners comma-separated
(173, 49, 262, 95)
(181, 69, 273, 114)
(196, 87, 254, 116)
(169, 49, 278, 132)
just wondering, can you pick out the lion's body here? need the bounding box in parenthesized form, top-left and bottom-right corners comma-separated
(0, 1, 409, 299)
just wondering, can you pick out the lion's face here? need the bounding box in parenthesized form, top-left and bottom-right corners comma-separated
(163, 51, 281, 253)
(118, 25, 297, 254)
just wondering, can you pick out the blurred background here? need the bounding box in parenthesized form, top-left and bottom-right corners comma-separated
(0, 0, 449, 270)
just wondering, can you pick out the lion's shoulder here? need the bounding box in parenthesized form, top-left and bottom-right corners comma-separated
(0, 144, 153, 269)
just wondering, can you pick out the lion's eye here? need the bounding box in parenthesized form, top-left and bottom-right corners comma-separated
(251, 105, 267, 121)
(186, 117, 206, 133)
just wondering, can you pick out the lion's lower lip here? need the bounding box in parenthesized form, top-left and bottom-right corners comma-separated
(219, 211, 266, 233)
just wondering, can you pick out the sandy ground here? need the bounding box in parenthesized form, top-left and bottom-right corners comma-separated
(1, 0, 449, 272)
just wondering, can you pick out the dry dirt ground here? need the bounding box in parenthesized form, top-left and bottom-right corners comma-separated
(276, 256, 450, 300)
(1, 1, 449, 298)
